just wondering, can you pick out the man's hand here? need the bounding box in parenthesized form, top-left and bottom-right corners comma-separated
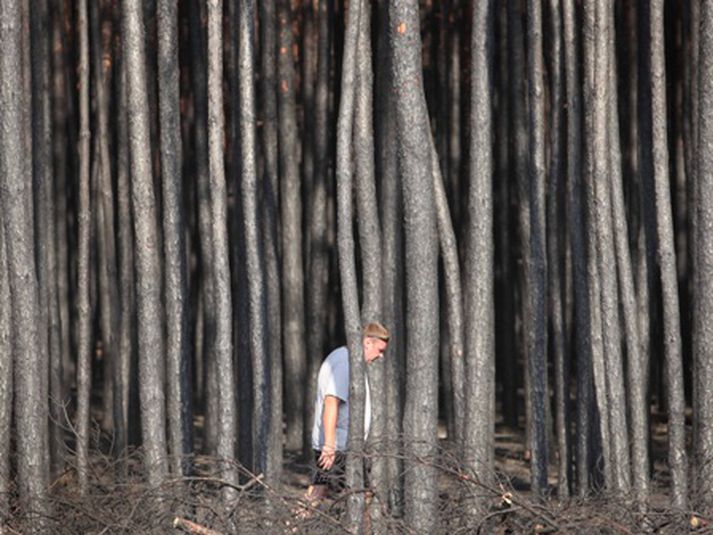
(320, 395, 340, 470)
(318, 445, 336, 470)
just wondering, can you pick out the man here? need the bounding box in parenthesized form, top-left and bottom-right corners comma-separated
(305, 322, 390, 500)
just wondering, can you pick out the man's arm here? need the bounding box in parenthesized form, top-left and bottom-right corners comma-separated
(318, 395, 340, 469)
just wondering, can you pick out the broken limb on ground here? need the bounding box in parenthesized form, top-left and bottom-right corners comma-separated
(6, 412, 705, 534)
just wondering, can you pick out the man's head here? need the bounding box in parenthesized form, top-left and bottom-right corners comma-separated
(362, 322, 390, 363)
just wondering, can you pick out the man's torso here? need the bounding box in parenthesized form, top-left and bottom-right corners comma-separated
(311, 346, 371, 451)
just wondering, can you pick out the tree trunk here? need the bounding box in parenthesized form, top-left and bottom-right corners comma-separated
(335, 0, 367, 529)
(694, 0, 713, 508)
(462, 0, 494, 513)
(562, 0, 592, 497)
(89, 0, 119, 440)
(649, 0, 688, 510)
(375, 0, 404, 514)
(187, 0, 217, 456)
(353, 4, 388, 527)
(75, 0, 93, 495)
(113, 35, 135, 471)
(122, 0, 169, 487)
(158, 0, 192, 476)
(227, 0, 251, 484)
(237, 0, 276, 484)
(607, 1, 649, 504)
(687, 0, 700, 299)
(448, 2, 463, 241)
(620, 0, 651, 503)
(304, 0, 333, 460)
(431, 139, 465, 450)
(546, 0, 571, 498)
(0, 0, 50, 517)
(50, 0, 72, 467)
(495, 0, 517, 431)
(526, 0, 549, 496)
(31, 0, 62, 477)
(0, 227, 14, 520)
(390, 1, 440, 530)
(301, 0, 317, 227)
(206, 0, 238, 493)
(583, 0, 612, 490)
(508, 0, 531, 449)
(636, 0, 658, 437)
(257, 0, 283, 480)
(593, 1, 631, 494)
(277, 0, 308, 452)
(685, 0, 700, 453)
(355, 1, 380, 327)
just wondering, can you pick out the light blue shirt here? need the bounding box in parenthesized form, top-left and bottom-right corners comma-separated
(311, 346, 371, 451)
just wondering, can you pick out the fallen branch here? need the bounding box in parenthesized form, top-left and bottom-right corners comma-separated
(176, 472, 265, 493)
(173, 517, 223, 535)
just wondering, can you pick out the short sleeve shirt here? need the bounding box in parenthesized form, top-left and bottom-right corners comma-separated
(311, 346, 371, 451)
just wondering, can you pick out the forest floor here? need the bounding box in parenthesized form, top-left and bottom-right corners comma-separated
(5, 410, 708, 534)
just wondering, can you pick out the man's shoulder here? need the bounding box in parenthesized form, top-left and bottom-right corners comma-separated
(319, 346, 349, 377)
(324, 346, 349, 365)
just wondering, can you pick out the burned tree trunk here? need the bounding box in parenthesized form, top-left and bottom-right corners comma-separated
(0, 224, 14, 519)
(304, 0, 333, 460)
(526, 0, 549, 495)
(463, 0, 495, 513)
(122, 0, 168, 486)
(649, 0, 688, 510)
(206, 0, 237, 491)
(335, 0, 367, 529)
(0, 0, 50, 516)
(694, 0, 713, 509)
(257, 0, 283, 478)
(390, 0, 440, 530)
(158, 0, 192, 475)
(75, 0, 93, 495)
(277, 0, 307, 452)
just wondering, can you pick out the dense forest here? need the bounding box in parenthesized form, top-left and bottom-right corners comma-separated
(1, 0, 712, 532)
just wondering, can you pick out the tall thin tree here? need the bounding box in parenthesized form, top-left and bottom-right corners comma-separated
(31, 0, 62, 476)
(75, 0, 93, 495)
(649, 0, 688, 510)
(89, 0, 119, 437)
(187, 0, 218, 456)
(432, 139, 465, 449)
(122, 0, 169, 486)
(694, 0, 713, 509)
(375, 0, 405, 511)
(390, 0, 440, 530)
(354, 3, 389, 527)
(546, 0, 571, 498)
(508, 0, 532, 447)
(0, 0, 50, 517)
(50, 0, 73, 442)
(526, 0, 549, 495)
(593, 1, 630, 494)
(463, 0, 494, 513)
(206, 0, 238, 493)
(495, 0, 517, 431)
(304, 0, 333, 460)
(237, 0, 276, 483)
(335, 0, 367, 528)
(113, 30, 135, 470)
(607, 1, 649, 503)
(257, 0, 283, 478)
(158, 0, 192, 476)
(277, 0, 308, 452)
(355, 0, 380, 332)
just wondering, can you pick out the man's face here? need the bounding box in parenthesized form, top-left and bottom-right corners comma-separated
(363, 336, 388, 363)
